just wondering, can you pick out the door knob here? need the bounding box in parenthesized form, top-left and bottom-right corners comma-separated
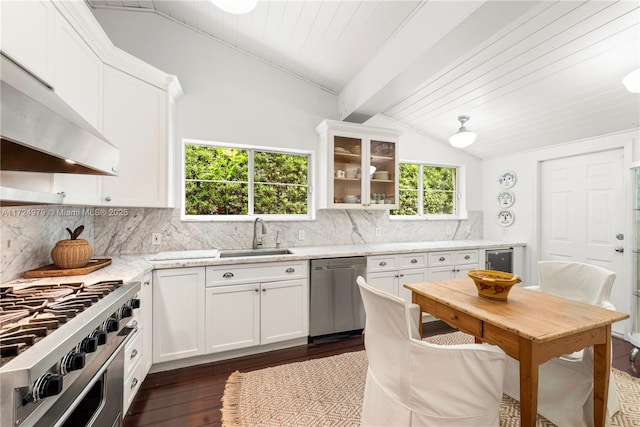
(616, 233, 624, 240)
(615, 246, 624, 253)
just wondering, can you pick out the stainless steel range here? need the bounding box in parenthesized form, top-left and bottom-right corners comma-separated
(0, 280, 140, 427)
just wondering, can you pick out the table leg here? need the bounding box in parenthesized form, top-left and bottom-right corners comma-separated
(519, 338, 538, 427)
(593, 325, 612, 427)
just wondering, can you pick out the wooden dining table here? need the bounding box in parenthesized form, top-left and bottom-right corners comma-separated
(404, 278, 629, 427)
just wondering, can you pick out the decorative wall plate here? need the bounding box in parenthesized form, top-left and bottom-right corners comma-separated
(498, 171, 516, 188)
(496, 191, 515, 208)
(497, 210, 514, 227)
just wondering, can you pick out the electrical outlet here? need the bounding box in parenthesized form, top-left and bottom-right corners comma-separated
(152, 233, 162, 245)
(375, 227, 381, 237)
(298, 230, 305, 240)
(466, 226, 472, 234)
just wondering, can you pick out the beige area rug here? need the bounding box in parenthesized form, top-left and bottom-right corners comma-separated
(221, 332, 640, 426)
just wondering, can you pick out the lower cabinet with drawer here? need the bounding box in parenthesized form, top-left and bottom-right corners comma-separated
(366, 253, 428, 302)
(205, 261, 309, 353)
(427, 249, 479, 281)
(123, 330, 143, 414)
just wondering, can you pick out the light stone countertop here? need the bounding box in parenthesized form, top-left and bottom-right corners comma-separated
(148, 240, 525, 269)
(3, 240, 525, 287)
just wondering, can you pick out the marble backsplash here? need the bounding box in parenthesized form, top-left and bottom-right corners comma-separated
(1, 206, 482, 282)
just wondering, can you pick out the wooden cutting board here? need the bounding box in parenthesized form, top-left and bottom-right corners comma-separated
(23, 258, 112, 278)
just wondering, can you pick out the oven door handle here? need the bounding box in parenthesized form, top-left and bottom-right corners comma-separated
(53, 328, 137, 427)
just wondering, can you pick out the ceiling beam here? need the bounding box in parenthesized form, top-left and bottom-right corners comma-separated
(338, 1, 542, 124)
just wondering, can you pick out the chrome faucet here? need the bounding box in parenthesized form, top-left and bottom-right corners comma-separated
(252, 217, 266, 249)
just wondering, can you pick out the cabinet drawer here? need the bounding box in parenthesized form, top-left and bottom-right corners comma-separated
(428, 252, 453, 267)
(206, 261, 307, 286)
(435, 304, 482, 336)
(123, 359, 143, 414)
(367, 255, 397, 272)
(454, 250, 478, 265)
(398, 253, 426, 269)
(124, 330, 142, 379)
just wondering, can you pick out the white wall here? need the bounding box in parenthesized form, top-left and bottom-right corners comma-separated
(481, 129, 639, 289)
(91, 8, 485, 211)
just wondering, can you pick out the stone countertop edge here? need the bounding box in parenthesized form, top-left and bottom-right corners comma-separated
(3, 240, 525, 287)
(148, 240, 525, 269)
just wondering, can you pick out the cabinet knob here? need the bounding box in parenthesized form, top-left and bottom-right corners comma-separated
(262, 288, 266, 293)
(223, 272, 234, 278)
(58, 192, 66, 198)
(379, 261, 387, 267)
(286, 267, 295, 273)
(411, 258, 417, 264)
(144, 281, 150, 286)
(450, 314, 458, 321)
(254, 288, 259, 292)
(131, 378, 138, 389)
(439, 257, 445, 262)
(104, 196, 112, 202)
(464, 255, 470, 260)
(130, 349, 138, 359)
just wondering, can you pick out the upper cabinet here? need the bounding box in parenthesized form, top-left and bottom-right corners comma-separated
(1, 1, 182, 208)
(54, 13, 103, 131)
(101, 65, 171, 207)
(0, 1, 56, 87)
(316, 120, 401, 210)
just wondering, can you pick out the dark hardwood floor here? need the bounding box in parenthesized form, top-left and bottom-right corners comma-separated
(124, 322, 639, 427)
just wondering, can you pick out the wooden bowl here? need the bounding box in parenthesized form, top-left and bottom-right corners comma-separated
(467, 270, 521, 301)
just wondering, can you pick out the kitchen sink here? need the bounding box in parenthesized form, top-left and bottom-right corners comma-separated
(218, 248, 293, 258)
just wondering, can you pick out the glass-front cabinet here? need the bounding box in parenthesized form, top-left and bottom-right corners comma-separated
(316, 120, 401, 209)
(630, 166, 640, 361)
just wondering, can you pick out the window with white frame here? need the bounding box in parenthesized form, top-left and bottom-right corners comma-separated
(183, 141, 312, 219)
(391, 163, 458, 217)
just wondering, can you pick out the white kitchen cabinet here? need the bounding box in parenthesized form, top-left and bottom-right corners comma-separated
(139, 273, 153, 378)
(101, 65, 171, 207)
(53, 66, 173, 207)
(316, 120, 401, 210)
(0, 0, 56, 87)
(152, 267, 206, 363)
(205, 261, 309, 353)
(367, 253, 428, 301)
(54, 12, 103, 131)
(427, 250, 479, 281)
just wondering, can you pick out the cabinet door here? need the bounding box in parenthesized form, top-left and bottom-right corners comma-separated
(367, 137, 398, 209)
(454, 263, 478, 279)
(0, 0, 55, 86)
(152, 268, 205, 363)
(102, 66, 170, 207)
(330, 130, 366, 208)
(54, 14, 103, 131)
(366, 271, 398, 295)
(205, 283, 260, 353)
(398, 268, 427, 302)
(140, 273, 153, 377)
(427, 266, 454, 282)
(261, 279, 308, 345)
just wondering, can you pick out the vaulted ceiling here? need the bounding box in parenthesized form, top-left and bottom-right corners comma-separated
(89, 1, 640, 159)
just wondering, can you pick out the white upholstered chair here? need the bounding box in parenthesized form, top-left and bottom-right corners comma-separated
(503, 261, 621, 427)
(356, 276, 506, 427)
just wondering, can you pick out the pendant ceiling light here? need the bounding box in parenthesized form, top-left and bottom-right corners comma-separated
(623, 68, 640, 93)
(449, 115, 477, 148)
(211, 0, 258, 14)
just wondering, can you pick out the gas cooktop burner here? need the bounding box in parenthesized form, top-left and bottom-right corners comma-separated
(0, 280, 123, 364)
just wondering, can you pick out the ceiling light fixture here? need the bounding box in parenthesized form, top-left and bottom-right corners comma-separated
(449, 115, 477, 148)
(211, 0, 258, 14)
(623, 68, 640, 93)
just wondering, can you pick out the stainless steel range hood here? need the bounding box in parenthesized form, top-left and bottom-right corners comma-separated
(0, 54, 119, 176)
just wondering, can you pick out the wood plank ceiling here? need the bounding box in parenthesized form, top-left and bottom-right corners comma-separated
(89, 1, 640, 159)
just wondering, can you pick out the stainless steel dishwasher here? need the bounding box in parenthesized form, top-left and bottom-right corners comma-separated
(309, 257, 366, 340)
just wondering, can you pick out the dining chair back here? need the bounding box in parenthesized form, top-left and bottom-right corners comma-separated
(356, 276, 506, 426)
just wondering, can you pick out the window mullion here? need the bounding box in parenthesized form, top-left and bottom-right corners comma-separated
(418, 164, 424, 216)
(248, 150, 255, 215)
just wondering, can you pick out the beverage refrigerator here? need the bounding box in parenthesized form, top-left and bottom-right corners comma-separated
(630, 166, 640, 361)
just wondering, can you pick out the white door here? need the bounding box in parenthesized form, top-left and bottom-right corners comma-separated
(541, 149, 628, 335)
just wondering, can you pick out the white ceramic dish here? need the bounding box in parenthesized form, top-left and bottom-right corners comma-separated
(373, 171, 390, 180)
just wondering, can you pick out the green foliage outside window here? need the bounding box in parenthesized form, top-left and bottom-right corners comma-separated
(391, 163, 456, 216)
(185, 144, 309, 216)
